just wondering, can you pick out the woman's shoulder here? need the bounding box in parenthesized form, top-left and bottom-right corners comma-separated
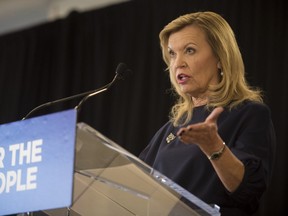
(234, 100, 270, 113)
(228, 100, 272, 122)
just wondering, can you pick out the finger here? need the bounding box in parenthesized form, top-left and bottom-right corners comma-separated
(205, 107, 224, 123)
(177, 127, 188, 136)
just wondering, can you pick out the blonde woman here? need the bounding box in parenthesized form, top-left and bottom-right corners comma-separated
(140, 11, 276, 215)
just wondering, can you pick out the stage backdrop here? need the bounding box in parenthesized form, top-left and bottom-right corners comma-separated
(0, 0, 286, 215)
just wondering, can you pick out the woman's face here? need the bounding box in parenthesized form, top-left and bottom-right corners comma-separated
(168, 25, 220, 99)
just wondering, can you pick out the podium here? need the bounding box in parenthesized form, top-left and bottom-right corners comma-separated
(40, 122, 220, 216)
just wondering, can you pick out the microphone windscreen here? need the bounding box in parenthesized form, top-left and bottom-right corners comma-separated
(116, 62, 132, 80)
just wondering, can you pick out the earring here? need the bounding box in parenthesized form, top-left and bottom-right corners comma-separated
(218, 68, 223, 77)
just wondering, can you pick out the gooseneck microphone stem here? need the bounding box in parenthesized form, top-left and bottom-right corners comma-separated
(74, 74, 119, 111)
(22, 87, 106, 120)
(22, 63, 130, 120)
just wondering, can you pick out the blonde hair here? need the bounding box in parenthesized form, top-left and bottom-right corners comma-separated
(159, 11, 263, 126)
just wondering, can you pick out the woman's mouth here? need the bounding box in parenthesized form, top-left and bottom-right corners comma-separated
(177, 73, 190, 84)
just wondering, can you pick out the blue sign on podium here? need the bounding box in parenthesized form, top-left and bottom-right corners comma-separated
(0, 109, 77, 215)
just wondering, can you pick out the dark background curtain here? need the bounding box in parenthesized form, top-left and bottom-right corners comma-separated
(0, 0, 286, 215)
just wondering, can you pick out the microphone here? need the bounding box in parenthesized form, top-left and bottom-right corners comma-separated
(75, 62, 130, 111)
(22, 63, 131, 120)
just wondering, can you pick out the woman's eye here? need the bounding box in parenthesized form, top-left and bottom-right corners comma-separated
(168, 50, 176, 58)
(186, 47, 195, 54)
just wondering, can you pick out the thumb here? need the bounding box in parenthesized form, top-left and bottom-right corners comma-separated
(205, 107, 224, 123)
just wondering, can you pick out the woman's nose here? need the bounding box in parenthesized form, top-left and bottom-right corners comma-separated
(172, 53, 186, 68)
(175, 57, 187, 69)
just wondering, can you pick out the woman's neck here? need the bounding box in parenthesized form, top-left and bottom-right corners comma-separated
(192, 96, 208, 107)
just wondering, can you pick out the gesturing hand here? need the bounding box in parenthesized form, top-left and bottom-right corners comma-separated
(176, 107, 224, 151)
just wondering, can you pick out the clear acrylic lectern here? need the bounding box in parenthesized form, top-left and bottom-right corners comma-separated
(42, 122, 220, 216)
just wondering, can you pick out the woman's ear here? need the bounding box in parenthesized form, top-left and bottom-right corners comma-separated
(217, 62, 222, 69)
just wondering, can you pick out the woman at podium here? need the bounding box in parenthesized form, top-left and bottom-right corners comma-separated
(139, 11, 276, 216)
